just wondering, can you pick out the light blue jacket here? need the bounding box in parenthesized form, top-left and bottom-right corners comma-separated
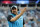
(8, 14, 23, 27)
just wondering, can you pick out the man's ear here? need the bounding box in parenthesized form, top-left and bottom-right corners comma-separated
(18, 9, 19, 11)
(16, 9, 19, 11)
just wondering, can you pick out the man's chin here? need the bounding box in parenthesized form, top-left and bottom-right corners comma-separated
(14, 13, 16, 15)
(14, 13, 17, 14)
(12, 13, 16, 15)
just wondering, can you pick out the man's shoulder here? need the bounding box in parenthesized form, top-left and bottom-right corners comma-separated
(7, 15, 13, 21)
(7, 15, 13, 18)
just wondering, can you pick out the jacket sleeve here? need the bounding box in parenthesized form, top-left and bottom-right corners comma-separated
(7, 15, 13, 22)
(23, 19, 25, 25)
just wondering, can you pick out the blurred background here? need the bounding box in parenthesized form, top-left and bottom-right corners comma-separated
(0, 0, 40, 27)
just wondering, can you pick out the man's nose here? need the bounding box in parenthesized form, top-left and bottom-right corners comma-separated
(13, 10, 16, 11)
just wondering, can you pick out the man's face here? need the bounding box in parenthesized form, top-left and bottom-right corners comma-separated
(12, 9, 17, 14)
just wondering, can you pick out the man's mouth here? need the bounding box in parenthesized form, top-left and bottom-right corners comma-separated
(14, 12, 17, 13)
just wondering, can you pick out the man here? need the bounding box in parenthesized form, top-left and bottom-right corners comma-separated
(7, 5, 26, 27)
